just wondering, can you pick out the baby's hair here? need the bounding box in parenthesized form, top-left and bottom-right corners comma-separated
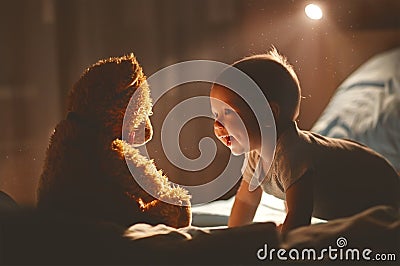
(232, 46, 301, 121)
(265, 46, 300, 88)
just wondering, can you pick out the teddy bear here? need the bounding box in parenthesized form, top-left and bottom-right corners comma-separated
(36, 54, 191, 228)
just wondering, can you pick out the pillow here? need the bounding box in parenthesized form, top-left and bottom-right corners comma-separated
(311, 47, 400, 172)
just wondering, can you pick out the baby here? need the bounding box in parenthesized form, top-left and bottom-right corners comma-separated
(209, 48, 399, 233)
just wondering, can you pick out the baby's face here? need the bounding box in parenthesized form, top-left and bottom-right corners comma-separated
(210, 85, 260, 155)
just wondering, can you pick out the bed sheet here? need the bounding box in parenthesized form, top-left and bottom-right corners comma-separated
(192, 192, 326, 227)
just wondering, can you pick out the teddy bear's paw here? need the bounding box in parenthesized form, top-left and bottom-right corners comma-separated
(138, 198, 192, 228)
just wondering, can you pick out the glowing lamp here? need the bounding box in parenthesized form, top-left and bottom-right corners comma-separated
(305, 4, 323, 20)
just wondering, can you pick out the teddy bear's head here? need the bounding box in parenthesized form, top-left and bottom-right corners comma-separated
(67, 54, 152, 146)
(61, 54, 192, 228)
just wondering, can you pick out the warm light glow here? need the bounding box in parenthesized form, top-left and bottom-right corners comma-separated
(305, 4, 323, 20)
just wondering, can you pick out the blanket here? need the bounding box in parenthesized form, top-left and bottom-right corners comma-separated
(1, 204, 397, 265)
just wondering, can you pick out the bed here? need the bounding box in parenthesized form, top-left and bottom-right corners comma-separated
(1, 48, 399, 265)
(192, 192, 326, 227)
(0, 201, 398, 265)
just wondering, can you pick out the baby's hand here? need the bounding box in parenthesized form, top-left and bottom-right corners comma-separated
(276, 223, 283, 232)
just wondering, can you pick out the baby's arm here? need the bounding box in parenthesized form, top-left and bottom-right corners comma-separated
(228, 179, 262, 227)
(281, 172, 314, 233)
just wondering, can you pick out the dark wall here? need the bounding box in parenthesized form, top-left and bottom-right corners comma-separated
(1, 0, 399, 205)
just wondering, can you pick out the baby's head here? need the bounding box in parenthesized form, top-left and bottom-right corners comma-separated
(210, 48, 301, 155)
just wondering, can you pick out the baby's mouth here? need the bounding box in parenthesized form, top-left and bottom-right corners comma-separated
(220, 135, 233, 147)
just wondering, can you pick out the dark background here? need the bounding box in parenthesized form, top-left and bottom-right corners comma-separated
(1, 0, 400, 205)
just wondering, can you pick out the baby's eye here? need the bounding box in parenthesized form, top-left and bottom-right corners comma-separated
(224, 109, 233, 115)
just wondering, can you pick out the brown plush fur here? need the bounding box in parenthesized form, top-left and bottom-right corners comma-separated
(37, 54, 191, 228)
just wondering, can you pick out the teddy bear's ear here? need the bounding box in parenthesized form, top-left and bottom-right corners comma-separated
(111, 54, 146, 94)
(67, 54, 147, 114)
(90, 54, 145, 96)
